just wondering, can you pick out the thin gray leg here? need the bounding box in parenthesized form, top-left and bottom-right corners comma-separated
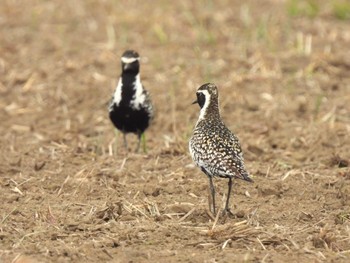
(208, 176, 216, 215)
(135, 132, 141, 153)
(123, 133, 128, 150)
(225, 177, 233, 213)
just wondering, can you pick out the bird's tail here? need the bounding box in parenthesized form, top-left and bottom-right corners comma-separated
(238, 170, 254, 183)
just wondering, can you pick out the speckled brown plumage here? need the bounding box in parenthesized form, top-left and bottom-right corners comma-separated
(189, 83, 253, 215)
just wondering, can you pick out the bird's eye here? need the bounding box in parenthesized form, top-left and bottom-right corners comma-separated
(197, 92, 206, 108)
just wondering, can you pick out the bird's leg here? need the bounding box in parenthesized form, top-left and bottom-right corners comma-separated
(141, 133, 147, 153)
(208, 176, 216, 215)
(135, 132, 141, 153)
(123, 133, 128, 151)
(113, 129, 119, 154)
(135, 132, 147, 153)
(224, 177, 234, 215)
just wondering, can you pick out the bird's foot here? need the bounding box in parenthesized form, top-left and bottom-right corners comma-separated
(222, 208, 235, 217)
(206, 209, 216, 221)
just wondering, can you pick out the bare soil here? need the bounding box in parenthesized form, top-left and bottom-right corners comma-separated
(1, 1, 350, 262)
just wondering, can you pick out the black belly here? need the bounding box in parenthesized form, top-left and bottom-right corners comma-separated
(109, 105, 150, 134)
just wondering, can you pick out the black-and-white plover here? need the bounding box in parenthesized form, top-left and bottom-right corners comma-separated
(109, 50, 153, 152)
(189, 83, 253, 215)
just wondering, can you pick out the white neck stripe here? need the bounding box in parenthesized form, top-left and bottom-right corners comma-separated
(111, 78, 123, 107)
(197, 90, 210, 122)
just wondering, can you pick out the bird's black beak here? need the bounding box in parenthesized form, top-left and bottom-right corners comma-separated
(192, 100, 198, 105)
(123, 63, 131, 70)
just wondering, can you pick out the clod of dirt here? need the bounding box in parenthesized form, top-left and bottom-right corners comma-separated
(167, 204, 193, 214)
(142, 185, 161, 197)
(245, 103, 260, 111)
(338, 171, 350, 180)
(234, 210, 246, 218)
(328, 154, 349, 168)
(7, 194, 20, 203)
(34, 161, 46, 171)
(257, 181, 284, 197)
(312, 228, 337, 250)
(120, 215, 137, 221)
(95, 202, 122, 221)
(154, 215, 168, 222)
(312, 236, 326, 249)
(267, 138, 287, 150)
(247, 144, 264, 155)
(10, 157, 22, 167)
(297, 211, 314, 222)
(297, 97, 308, 115)
(159, 146, 185, 156)
(65, 223, 85, 232)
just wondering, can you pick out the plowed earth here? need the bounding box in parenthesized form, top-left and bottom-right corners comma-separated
(1, 1, 350, 262)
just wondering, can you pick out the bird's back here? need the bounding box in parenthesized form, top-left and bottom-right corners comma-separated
(190, 117, 251, 182)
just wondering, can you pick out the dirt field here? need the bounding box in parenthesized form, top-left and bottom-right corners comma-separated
(1, 0, 350, 262)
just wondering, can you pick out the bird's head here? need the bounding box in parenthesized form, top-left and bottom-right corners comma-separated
(192, 83, 220, 121)
(192, 83, 218, 109)
(121, 50, 140, 73)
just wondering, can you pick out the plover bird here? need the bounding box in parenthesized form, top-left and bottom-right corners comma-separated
(109, 50, 153, 152)
(189, 83, 253, 215)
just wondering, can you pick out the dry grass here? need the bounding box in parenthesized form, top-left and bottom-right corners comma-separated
(1, 0, 350, 262)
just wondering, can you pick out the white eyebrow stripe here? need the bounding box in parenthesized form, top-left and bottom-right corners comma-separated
(121, 57, 139, 63)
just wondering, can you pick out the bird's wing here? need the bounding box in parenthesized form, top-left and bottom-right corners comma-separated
(207, 125, 251, 181)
